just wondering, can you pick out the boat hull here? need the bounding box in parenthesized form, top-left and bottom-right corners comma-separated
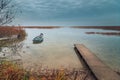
(33, 39, 43, 43)
(33, 35, 43, 43)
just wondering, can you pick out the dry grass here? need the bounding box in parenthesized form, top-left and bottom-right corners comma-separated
(0, 60, 24, 80)
(0, 60, 94, 80)
(0, 26, 26, 38)
(0, 26, 26, 47)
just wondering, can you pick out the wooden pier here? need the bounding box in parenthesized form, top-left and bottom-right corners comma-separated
(74, 44, 120, 80)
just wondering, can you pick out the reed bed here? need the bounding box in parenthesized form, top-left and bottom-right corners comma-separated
(0, 60, 94, 80)
(0, 26, 26, 38)
(86, 32, 120, 36)
(0, 26, 26, 47)
(71, 26, 120, 31)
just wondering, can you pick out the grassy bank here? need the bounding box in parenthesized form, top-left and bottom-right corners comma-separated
(0, 60, 93, 80)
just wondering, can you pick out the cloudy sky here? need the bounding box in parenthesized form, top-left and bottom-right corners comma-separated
(11, 0, 120, 26)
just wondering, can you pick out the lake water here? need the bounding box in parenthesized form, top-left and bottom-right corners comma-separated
(19, 27, 120, 70)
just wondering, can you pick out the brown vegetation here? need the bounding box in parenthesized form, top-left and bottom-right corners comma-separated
(86, 32, 120, 36)
(0, 26, 26, 47)
(72, 26, 120, 31)
(0, 60, 24, 80)
(23, 26, 61, 29)
(0, 60, 94, 80)
(0, 26, 61, 29)
(0, 26, 26, 38)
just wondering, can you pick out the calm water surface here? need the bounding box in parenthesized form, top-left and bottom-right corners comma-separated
(20, 28, 120, 70)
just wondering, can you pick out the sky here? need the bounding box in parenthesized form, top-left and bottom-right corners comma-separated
(10, 0, 120, 26)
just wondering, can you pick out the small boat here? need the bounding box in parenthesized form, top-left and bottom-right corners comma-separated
(33, 33, 43, 43)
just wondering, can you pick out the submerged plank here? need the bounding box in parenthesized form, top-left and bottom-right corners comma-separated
(74, 44, 120, 80)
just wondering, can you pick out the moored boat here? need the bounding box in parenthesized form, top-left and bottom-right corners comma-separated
(33, 33, 43, 43)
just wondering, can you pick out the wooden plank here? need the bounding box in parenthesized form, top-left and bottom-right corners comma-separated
(74, 44, 120, 80)
(0, 37, 9, 40)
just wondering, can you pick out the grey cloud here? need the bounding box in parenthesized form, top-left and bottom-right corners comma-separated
(12, 0, 120, 26)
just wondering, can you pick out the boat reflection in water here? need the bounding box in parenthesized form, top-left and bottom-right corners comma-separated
(33, 33, 44, 44)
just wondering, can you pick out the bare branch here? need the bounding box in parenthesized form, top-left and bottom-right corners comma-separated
(0, 0, 16, 25)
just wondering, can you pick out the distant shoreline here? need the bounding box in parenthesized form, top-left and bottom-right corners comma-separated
(71, 26, 120, 31)
(0, 26, 61, 29)
(1, 26, 120, 30)
(20, 26, 61, 29)
(86, 32, 120, 36)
